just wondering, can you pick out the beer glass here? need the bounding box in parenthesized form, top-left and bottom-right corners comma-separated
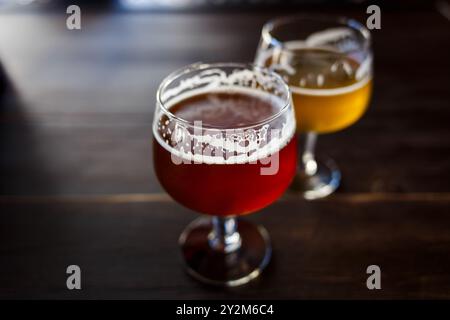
(255, 15, 373, 199)
(153, 63, 297, 286)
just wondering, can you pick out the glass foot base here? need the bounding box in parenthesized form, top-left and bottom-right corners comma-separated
(179, 217, 271, 287)
(290, 156, 341, 200)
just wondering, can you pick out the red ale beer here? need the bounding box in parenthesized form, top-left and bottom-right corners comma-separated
(153, 89, 297, 216)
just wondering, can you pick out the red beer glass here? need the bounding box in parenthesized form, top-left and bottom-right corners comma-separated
(153, 63, 296, 286)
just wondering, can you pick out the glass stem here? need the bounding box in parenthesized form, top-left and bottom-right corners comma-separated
(301, 132, 318, 176)
(208, 217, 242, 254)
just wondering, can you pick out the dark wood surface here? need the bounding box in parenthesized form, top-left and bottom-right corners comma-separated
(0, 5, 449, 299)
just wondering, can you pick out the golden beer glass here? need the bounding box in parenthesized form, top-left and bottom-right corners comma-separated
(255, 15, 373, 199)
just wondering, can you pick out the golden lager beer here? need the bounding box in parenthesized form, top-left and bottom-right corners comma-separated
(255, 15, 373, 199)
(260, 45, 372, 133)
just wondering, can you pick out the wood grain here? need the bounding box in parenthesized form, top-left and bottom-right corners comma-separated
(1, 199, 450, 299)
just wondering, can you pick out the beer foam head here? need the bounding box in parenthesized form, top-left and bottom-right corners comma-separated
(154, 65, 294, 165)
(256, 40, 372, 96)
(154, 89, 295, 165)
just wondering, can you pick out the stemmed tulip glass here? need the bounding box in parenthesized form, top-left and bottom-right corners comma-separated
(153, 63, 297, 286)
(255, 15, 373, 199)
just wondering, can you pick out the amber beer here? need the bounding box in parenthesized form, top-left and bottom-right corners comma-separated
(262, 45, 372, 133)
(153, 90, 297, 216)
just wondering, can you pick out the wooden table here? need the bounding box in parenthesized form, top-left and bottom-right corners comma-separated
(0, 4, 449, 299)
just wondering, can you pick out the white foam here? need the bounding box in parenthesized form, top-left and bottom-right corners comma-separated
(254, 40, 373, 97)
(153, 87, 295, 165)
(290, 75, 371, 96)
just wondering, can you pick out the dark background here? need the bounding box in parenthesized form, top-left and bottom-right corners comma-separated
(0, 0, 449, 299)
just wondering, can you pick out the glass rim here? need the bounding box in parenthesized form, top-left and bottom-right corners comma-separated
(261, 14, 371, 55)
(156, 62, 292, 131)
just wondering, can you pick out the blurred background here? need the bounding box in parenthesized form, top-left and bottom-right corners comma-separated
(0, 0, 449, 299)
(0, 0, 448, 196)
